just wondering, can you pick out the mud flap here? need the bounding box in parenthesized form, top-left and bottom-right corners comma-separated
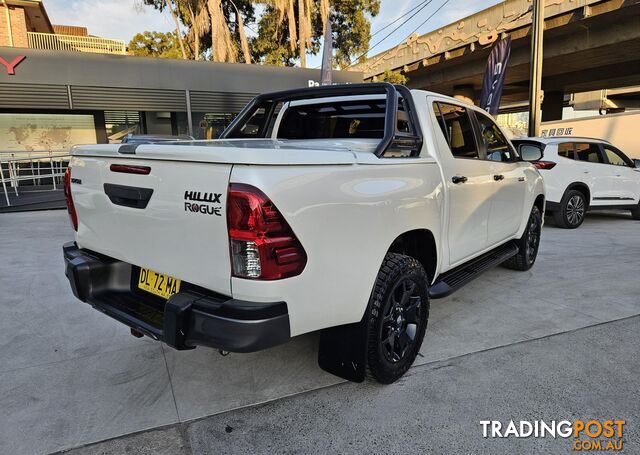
(318, 315, 369, 382)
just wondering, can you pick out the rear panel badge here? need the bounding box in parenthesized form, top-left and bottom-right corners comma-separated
(184, 190, 223, 216)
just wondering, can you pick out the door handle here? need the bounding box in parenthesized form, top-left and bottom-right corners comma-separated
(493, 174, 505, 181)
(583, 171, 590, 174)
(452, 175, 468, 184)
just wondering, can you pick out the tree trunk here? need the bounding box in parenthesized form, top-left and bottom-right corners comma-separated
(165, 0, 188, 59)
(188, 4, 201, 61)
(298, 0, 306, 68)
(208, 0, 236, 62)
(230, 0, 251, 64)
(287, 0, 297, 53)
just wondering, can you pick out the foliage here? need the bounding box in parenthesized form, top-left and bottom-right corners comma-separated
(377, 69, 407, 84)
(252, 0, 379, 67)
(331, 0, 379, 68)
(128, 31, 188, 59)
(138, 0, 379, 67)
(141, 0, 257, 63)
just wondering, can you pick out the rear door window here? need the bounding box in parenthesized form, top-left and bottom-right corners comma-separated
(575, 143, 604, 164)
(433, 102, 480, 159)
(557, 143, 576, 160)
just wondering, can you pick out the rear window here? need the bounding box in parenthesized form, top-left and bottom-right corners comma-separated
(277, 99, 412, 140)
(233, 102, 283, 138)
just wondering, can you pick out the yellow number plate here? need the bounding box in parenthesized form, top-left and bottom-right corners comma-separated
(138, 268, 181, 300)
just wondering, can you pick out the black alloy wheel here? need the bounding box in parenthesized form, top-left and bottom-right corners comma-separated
(367, 253, 429, 384)
(525, 207, 542, 265)
(380, 278, 423, 364)
(502, 204, 542, 271)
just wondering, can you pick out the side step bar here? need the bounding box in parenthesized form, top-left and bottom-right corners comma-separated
(429, 242, 519, 299)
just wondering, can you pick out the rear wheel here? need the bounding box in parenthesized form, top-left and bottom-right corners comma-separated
(631, 203, 640, 220)
(503, 205, 542, 271)
(366, 253, 429, 384)
(553, 189, 587, 229)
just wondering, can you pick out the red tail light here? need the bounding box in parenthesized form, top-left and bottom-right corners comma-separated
(63, 167, 78, 231)
(110, 164, 151, 175)
(227, 183, 306, 280)
(533, 160, 557, 170)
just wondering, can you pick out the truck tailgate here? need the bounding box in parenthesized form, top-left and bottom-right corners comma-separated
(70, 154, 232, 296)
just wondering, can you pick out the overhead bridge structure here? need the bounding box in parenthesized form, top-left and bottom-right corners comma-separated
(353, 0, 640, 120)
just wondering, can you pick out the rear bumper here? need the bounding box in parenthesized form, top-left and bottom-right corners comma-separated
(63, 242, 290, 352)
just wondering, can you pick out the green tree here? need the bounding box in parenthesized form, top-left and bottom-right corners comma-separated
(252, 0, 379, 67)
(332, 0, 379, 68)
(141, 0, 256, 63)
(129, 31, 188, 59)
(377, 69, 407, 84)
(139, 0, 378, 67)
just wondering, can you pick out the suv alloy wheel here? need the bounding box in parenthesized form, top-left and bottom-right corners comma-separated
(554, 189, 587, 229)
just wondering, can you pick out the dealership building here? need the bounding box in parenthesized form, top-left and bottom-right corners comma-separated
(0, 0, 361, 153)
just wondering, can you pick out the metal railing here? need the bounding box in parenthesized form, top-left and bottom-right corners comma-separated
(27, 32, 126, 55)
(0, 151, 70, 207)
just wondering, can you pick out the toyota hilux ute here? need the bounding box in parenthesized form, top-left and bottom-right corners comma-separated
(63, 83, 545, 384)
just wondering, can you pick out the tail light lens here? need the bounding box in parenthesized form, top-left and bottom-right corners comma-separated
(63, 167, 78, 231)
(533, 160, 557, 170)
(227, 183, 306, 280)
(110, 164, 151, 175)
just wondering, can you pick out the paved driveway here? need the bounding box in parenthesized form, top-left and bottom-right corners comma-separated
(66, 315, 639, 455)
(1, 210, 638, 454)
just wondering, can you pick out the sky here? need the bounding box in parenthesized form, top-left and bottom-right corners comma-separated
(43, 0, 500, 67)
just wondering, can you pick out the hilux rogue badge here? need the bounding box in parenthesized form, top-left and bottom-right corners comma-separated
(184, 190, 223, 216)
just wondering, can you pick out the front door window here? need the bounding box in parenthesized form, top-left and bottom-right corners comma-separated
(603, 146, 633, 167)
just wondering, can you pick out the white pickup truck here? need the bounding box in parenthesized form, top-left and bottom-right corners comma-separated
(63, 83, 545, 383)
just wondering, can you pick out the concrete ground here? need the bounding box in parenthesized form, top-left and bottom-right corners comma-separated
(61, 316, 640, 455)
(0, 209, 638, 454)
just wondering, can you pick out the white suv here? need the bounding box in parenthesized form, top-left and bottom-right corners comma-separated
(514, 137, 640, 228)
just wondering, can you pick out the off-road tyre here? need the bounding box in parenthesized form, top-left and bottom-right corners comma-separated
(503, 205, 542, 271)
(553, 189, 587, 229)
(366, 253, 430, 384)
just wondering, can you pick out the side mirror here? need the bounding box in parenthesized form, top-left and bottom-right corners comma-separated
(519, 144, 543, 162)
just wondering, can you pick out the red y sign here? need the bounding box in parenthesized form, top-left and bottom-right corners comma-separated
(0, 55, 26, 75)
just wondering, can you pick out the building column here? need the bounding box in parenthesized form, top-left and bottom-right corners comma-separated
(185, 89, 194, 137)
(453, 85, 476, 105)
(541, 91, 564, 121)
(93, 111, 108, 144)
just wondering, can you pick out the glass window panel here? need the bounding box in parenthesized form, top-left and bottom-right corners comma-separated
(433, 102, 479, 159)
